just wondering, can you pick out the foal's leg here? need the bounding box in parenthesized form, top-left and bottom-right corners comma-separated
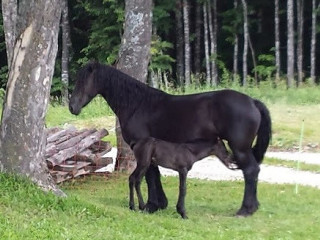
(233, 149, 260, 216)
(177, 168, 188, 219)
(145, 165, 168, 213)
(134, 166, 148, 210)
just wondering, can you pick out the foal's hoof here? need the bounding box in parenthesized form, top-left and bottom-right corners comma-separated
(180, 213, 188, 219)
(129, 205, 135, 211)
(144, 202, 159, 213)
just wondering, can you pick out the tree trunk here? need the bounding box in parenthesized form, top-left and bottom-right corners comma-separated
(115, 0, 152, 172)
(194, 0, 202, 80)
(0, 0, 63, 196)
(241, 0, 249, 86)
(233, 0, 239, 82)
(175, 0, 184, 86)
(287, 0, 295, 88)
(61, 0, 71, 105)
(310, 0, 318, 84)
(1, 0, 17, 69)
(275, 0, 281, 81)
(297, 0, 304, 86)
(203, 2, 211, 86)
(208, 0, 218, 86)
(183, 0, 191, 86)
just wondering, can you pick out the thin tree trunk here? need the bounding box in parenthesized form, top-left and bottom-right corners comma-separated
(194, 0, 202, 80)
(1, 0, 17, 69)
(241, 0, 249, 86)
(0, 0, 63, 196)
(183, 0, 191, 86)
(61, 0, 71, 105)
(248, 36, 258, 84)
(115, 0, 152, 172)
(175, 0, 184, 86)
(275, 0, 281, 81)
(310, 0, 318, 84)
(297, 0, 304, 86)
(208, 0, 218, 86)
(203, 2, 211, 85)
(287, 0, 295, 88)
(233, 0, 239, 82)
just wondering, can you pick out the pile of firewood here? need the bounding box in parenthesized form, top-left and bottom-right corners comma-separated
(45, 126, 113, 183)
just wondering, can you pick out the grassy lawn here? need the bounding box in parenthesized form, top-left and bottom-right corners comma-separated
(1, 173, 320, 240)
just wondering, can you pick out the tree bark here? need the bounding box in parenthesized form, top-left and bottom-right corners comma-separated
(241, 0, 249, 86)
(287, 0, 295, 88)
(1, 0, 17, 69)
(208, 0, 218, 86)
(175, 0, 184, 86)
(0, 0, 63, 196)
(297, 0, 304, 86)
(233, 0, 239, 82)
(115, 0, 152, 172)
(182, 0, 191, 86)
(275, 0, 281, 81)
(310, 0, 318, 84)
(194, 0, 202, 79)
(203, 2, 211, 86)
(61, 0, 71, 105)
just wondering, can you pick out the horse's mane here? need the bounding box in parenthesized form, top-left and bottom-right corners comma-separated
(92, 62, 167, 115)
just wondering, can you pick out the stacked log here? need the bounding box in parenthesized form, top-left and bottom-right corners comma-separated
(46, 126, 113, 183)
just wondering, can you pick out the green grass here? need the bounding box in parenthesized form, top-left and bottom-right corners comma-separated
(264, 157, 320, 173)
(1, 173, 320, 240)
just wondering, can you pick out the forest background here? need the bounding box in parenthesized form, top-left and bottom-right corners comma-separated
(1, 0, 320, 100)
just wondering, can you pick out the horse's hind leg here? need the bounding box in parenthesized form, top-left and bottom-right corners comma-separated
(234, 150, 260, 216)
(177, 168, 188, 219)
(135, 166, 148, 210)
(145, 165, 168, 213)
(129, 171, 136, 210)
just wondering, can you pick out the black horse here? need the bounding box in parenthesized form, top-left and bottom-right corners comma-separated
(130, 137, 229, 219)
(69, 62, 272, 216)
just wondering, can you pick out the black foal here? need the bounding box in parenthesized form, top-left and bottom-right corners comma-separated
(129, 138, 232, 219)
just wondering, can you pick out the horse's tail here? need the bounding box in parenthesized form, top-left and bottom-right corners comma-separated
(252, 99, 272, 164)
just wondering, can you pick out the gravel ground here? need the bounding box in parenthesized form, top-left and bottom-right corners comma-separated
(104, 148, 320, 189)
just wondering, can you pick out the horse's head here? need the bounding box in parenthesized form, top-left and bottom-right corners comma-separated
(69, 62, 99, 115)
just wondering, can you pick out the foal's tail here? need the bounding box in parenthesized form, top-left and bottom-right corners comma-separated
(252, 99, 272, 164)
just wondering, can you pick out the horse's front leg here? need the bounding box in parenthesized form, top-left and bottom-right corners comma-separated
(177, 168, 188, 219)
(144, 165, 168, 213)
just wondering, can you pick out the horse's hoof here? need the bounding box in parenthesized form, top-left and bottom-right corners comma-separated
(139, 204, 145, 211)
(158, 196, 168, 210)
(144, 202, 159, 213)
(236, 204, 259, 217)
(180, 213, 188, 219)
(129, 205, 135, 211)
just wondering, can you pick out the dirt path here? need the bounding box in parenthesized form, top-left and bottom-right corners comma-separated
(104, 149, 320, 189)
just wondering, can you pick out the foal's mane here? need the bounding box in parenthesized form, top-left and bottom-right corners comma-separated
(92, 62, 167, 115)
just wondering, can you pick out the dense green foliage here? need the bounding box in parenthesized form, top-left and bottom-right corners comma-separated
(1, 173, 320, 239)
(1, 0, 320, 99)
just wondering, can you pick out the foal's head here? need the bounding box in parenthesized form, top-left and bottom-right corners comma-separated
(69, 62, 100, 115)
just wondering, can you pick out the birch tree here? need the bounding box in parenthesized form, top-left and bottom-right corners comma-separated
(115, 0, 152, 172)
(297, 0, 304, 86)
(182, 0, 191, 86)
(310, 0, 318, 84)
(287, 0, 295, 88)
(61, 0, 71, 105)
(0, 0, 63, 195)
(203, 2, 211, 85)
(241, 0, 249, 86)
(275, 0, 280, 81)
(233, 0, 239, 82)
(175, 0, 184, 85)
(208, 0, 217, 86)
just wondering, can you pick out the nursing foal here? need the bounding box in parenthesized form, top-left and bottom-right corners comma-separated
(129, 137, 233, 219)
